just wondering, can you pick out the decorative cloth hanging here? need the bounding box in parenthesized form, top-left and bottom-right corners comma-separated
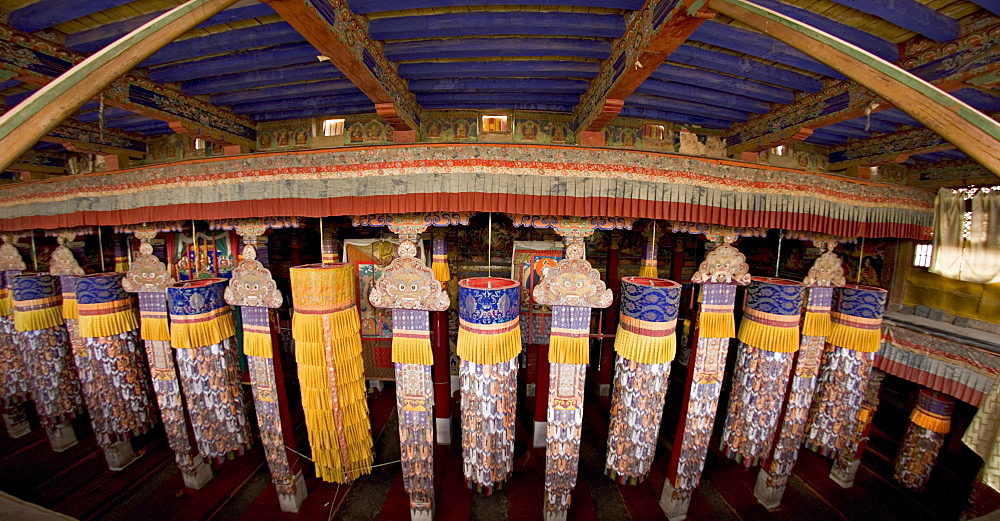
(290, 263, 373, 483)
(605, 277, 680, 484)
(662, 241, 749, 515)
(804, 284, 888, 456)
(894, 389, 954, 490)
(0, 236, 30, 437)
(830, 369, 885, 487)
(721, 277, 805, 467)
(755, 250, 845, 506)
(76, 273, 156, 461)
(533, 241, 612, 520)
(457, 277, 521, 494)
(121, 223, 212, 487)
(167, 278, 251, 460)
(369, 238, 449, 517)
(11, 273, 84, 449)
(432, 235, 450, 283)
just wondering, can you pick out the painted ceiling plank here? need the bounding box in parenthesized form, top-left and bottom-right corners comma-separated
(714, 0, 1000, 175)
(667, 45, 823, 92)
(420, 102, 575, 112)
(397, 61, 602, 79)
(346, 0, 645, 14)
(689, 20, 844, 79)
(826, 0, 959, 43)
(618, 106, 733, 128)
(44, 119, 148, 158)
(870, 108, 921, 126)
(66, 4, 277, 53)
(368, 12, 626, 40)
(749, 0, 898, 61)
(573, 0, 712, 136)
(820, 122, 873, 138)
(408, 78, 590, 94)
(836, 116, 898, 134)
(967, 1, 1000, 16)
(625, 92, 750, 121)
(8, 0, 135, 34)
(210, 80, 362, 105)
(262, 0, 420, 132)
(416, 92, 582, 104)
(150, 42, 320, 83)
(636, 78, 772, 113)
(247, 104, 377, 122)
(383, 38, 612, 61)
(140, 22, 305, 67)
(649, 63, 794, 103)
(230, 93, 377, 114)
(183, 62, 344, 96)
(908, 159, 996, 188)
(828, 125, 960, 169)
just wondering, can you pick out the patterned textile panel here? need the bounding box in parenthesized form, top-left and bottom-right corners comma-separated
(721, 345, 795, 467)
(0, 314, 31, 412)
(17, 327, 83, 429)
(894, 426, 947, 491)
(605, 356, 671, 483)
(248, 354, 297, 497)
(395, 363, 435, 513)
(804, 345, 875, 456)
(83, 330, 156, 445)
(460, 358, 517, 492)
(65, 318, 105, 442)
(544, 362, 586, 518)
(142, 338, 199, 471)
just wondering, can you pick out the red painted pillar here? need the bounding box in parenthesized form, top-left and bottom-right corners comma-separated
(597, 233, 621, 396)
(533, 343, 550, 448)
(432, 309, 452, 444)
(269, 308, 301, 474)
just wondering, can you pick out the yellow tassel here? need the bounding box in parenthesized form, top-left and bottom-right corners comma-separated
(78, 308, 138, 338)
(14, 305, 64, 332)
(911, 408, 951, 434)
(637, 264, 658, 278)
(292, 307, 360, 345)
(140, 317, 170, 341)
(243, 331, 273, 358)
(432, 261, 450, 283)
(737, 317, 800, 353)
(61, 297, 78, 320)
(614, 326, 677, 364)
(170, 311, 236, 349)
(699, 311, 735, 339)
(391, 335, 433, 365)
(0, 292, 10, 317)
(801, 311, 832, 337)
(457, 325, 522, 365)
(828, 323, 882, 353)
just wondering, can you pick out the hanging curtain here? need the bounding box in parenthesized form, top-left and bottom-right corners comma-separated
(930, 187, 1000, 283)
(930, 187, 965, 279)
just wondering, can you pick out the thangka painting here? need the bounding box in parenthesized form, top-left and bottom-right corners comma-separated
(421, 112, 478, 142)
(511, 241, 564, 346)
(172, 230, 236, 280)
(603, 121, 643, 148)
(513, 114, 573, 144)
(258, 120, 311, 150)
(345, 116, 393, 145)
(834, 239, 897, 290)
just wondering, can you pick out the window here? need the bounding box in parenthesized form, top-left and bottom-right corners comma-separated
(194, 138, 206, 150)
(770, 145, 788, 156)
(481, 115, 508, 133)
(913, 243, 933, 267)
(642, 124, 665, 140)
(322, 118, 345, 137)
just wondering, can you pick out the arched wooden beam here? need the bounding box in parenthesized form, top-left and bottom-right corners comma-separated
(709, 0, 1000, 178)
(0, 0, 242, 174)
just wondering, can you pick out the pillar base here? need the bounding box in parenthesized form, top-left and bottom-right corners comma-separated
(753, 470, 785, 510)
(598, 383, 611, 397)
(278, 472, 308, 512)
(659, 481, 692, 521)
(46, 422, 77, 452)
(829, 459, 860, 488)
(411, 506, 434, 521)
(543, 509, 568, 521)
(526, 383, 535, 397)
(533, 420, 547, 448)
(368, 379, 384, 392)
(3, 413, 31, 438)
(450, 375, 460, 398)
(435, 417, 452, 445)
(181, 457, 214, 490)
(104, 440, 140, 471)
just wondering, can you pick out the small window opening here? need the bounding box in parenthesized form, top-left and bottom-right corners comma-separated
(482, 115, 509, 133)
(913, 243, 933, 267)
(643, 124, 665, 140)
(322, 118, 345, 137)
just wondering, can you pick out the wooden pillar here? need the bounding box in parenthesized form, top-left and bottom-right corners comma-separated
(432, 310, 452, 444)
(597, 232, 621, 396)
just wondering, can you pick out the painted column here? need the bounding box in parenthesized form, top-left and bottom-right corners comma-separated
(76, 273, 157, 470)
(660, 240, 751, 521)
(370, 237, 450, 521)
(289, 263, 374, 483)
(457, 277, 521, 494)
(829, 369, 885, 487)
(431, 234, 452, 445)
(605, 277, 681, 484)
(11, 273, 84, 451)
(534, 240, 613, 521)
(893, 389, 954, 491)
(167, 279, 252, 461)
(597, 232, 620, 397)
(122, 229, 213, 489)
(804, 284, 888, 457)
(755, 249, 845, 508)
(0, 236, 30, 438)
(720, 277, 805, 466)
(225, 242, 307, 511)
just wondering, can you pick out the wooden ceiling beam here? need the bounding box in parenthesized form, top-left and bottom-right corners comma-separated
(573, 0, 712, 138)
(908, 158, 999, 188)
(262, 0, 420, 133)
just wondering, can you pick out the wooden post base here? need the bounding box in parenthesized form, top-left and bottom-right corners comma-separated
(278, 472, 308, 512)
(181, 457, 214, 490)
(46, 422, 77, 452)
(659, 481, 692, 521)
(104, 440, 141, 471)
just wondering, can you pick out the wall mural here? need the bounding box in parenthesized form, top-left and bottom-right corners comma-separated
(421, 111, 478, 142)
(345, 115, 393, 145)
(513, 114, 574, 144)
(258, 119, 311, 151)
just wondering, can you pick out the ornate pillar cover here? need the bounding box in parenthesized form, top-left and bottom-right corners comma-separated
(829, 284, 888, 353)
(12, 273, 64, 333)
(457, 277, 521, 365)
(76, 273, 138, 339)
(895, 389, 954, 490)
(49, 231, 85, 322)
(615, 277, 681, 364)
(167, 279, 236, 351)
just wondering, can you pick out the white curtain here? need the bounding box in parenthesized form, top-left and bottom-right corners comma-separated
(930, 187, 966, 279)
(930, 187, 1000, 284)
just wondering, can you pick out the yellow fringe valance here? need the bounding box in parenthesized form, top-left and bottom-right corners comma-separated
(292, 307, 360, 345)
(801, 311, 832, 337)
(911, 408, 951, 434)
(828, 322, 883, 353)
(392, 335, 433, 365)
(699, 311, 735, 339)
(140, 316, 170, 341)
(457, 325, 521, 365)
(432, 261, 450, 283)
(549, 334, 589, 364)
(78, 308, 138, 338)
(614, 325, 677, 365)
(14, 305, 63, 332)
(737, 317, 800, 353)
(243, 331, 273, 358)
(61, 296, 78, 320)
(170, 311, 236, 350)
